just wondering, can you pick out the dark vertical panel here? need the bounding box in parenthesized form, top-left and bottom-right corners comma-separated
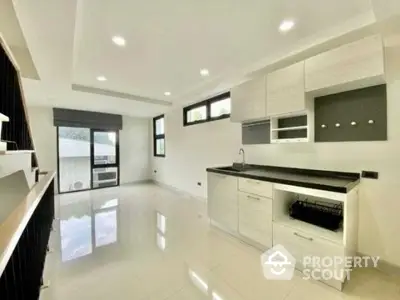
(0, 180, 55, 299)
(0, 43, 38, 167)
(0, 39, 52, 299)
(315, 85, 387, 142)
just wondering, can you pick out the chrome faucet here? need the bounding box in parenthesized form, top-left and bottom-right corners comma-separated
(239, 148, 245, 167)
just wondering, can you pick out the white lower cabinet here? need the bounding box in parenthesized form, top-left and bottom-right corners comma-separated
(238, 178, 273, 198)
(273, 222, 347, 282)
(207, 172, 356, 291)
(207, 173, 238, 233)
(238, 192, 272, 247)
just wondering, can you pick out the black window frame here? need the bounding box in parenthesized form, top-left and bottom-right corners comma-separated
(153, 115, 165, 157)
(183, 92, 231, 126)
(56, 126, 120, 194)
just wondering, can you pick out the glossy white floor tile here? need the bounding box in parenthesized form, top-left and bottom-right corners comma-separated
(40, 183, 400, 300)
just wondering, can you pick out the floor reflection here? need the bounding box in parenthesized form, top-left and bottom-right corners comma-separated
(188, 269, 209, 294)
(188, 268, 227, 300)
(60, 198, 119, 262)
(95, 209, 117, 247)
(60, 215, 92, 262)
(156, 211, 167, 251)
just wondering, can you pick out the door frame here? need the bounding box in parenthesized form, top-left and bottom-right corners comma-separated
(90, 128, 120, 190)
(57, 127, 120, 194)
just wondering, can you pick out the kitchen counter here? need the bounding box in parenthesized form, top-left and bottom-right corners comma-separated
(206, 164, 360, 193)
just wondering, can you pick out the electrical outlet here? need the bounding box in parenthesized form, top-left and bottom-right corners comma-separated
(197, 182, 202, 186)
(361, 170, 378, 179)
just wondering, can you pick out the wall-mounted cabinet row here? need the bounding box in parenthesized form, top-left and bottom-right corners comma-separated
(242, 84, 387, 144)
(231, 35, 385, 125)
(305, 35, 385, 96)
(230, 76, 267, 123)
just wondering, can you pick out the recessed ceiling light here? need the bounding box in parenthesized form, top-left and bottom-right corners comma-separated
(112, 35, 126, 47)
(164, 91, 171, 96)
(200, 69, 209, 77)
(96, 76, 107, 81)
(279, 20, 295, 32)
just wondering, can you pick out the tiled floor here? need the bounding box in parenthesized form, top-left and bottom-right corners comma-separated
(40, 183, 400, 300)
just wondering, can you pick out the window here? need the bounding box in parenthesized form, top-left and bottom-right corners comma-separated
(153, 115, 165, 157)
(57, 127, 120, 193)
(183, 92, 230, 126)
(210, 97, 231, 118)
(186, 105, 207, 123)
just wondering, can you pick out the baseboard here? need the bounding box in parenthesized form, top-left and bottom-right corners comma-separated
(121, 179, 153, 185)
(357, 252, 400, 276)
(152, 179, 207, 203)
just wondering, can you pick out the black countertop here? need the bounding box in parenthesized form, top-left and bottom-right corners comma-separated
(206, 164, 360, 193)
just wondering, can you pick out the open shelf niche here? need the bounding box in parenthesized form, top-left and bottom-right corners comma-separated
(272, 184, 358, 248)
(270, 112, 314, 143)
(272, 190, 344, 244)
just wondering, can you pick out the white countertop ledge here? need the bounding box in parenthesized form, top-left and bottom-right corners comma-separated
(0, 171, 55, 277)
(0, 150, 35, 155)
(0, 113, 9, 122)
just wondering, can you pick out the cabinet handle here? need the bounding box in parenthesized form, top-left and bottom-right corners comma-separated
(293, 232, 313, 241)
(247, 195, 260, 201)
(247, 180, 260, 184)
(214, 174, 227, 178)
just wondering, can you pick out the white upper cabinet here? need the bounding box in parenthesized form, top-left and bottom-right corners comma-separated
(266, 61, 306, 116)
(305, 35, 385, 95)
(230, 76, 267, 122)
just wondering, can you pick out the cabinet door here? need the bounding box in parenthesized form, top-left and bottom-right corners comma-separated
(238, 192, 272, 247)
(305, 35, 384, 94)
(231, 77, 267, 122)
(273, 223, 347, 281)
(266, 61, 306, 116)
(207, 173, 238, 232)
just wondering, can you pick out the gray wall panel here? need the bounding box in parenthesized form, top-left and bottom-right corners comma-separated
(315, 85, 387, 142)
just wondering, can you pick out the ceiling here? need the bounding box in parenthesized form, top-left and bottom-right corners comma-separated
(0, 0, 38, 79)
(5, 0, 400, 117)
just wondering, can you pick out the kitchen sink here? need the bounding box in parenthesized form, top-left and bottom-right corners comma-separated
(219, 163, 253, 172)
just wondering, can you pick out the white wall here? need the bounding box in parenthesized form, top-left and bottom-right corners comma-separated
(151, 33, 400, 267)
(27, 107, 151, 192)
(119, 115, 151, 184)
(28, 106, 58, 189)
(152, 115, 242, 198)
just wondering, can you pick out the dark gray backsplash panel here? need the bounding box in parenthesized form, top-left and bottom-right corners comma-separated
(278, 129, 307, 139)
(315, 85, 387, 142)
(242, 121, 270, 144)
(278, 115, 307, 128)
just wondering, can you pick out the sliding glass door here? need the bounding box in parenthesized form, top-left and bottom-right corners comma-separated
(58, 127, 91, 193)
(91, 130, 119, 189)
(57, 127, 119, 193)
